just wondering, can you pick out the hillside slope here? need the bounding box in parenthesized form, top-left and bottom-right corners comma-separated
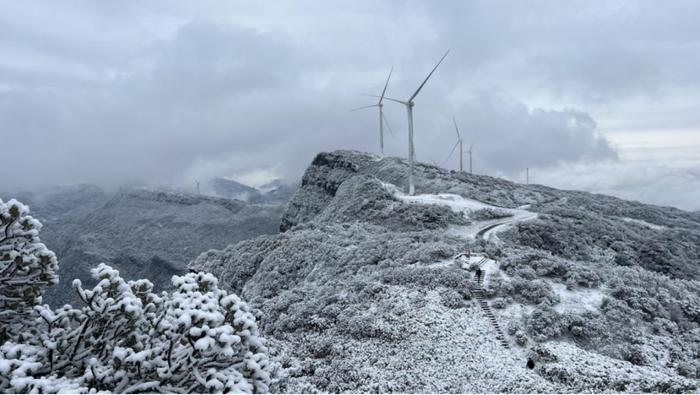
(191, 150, 699, 393)
(32, 187, 285, 306)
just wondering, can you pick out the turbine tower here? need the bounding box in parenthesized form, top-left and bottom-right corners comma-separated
(383, 50, 450, 195)
(446, 117, 464, 171)
(526, 167, 529, 185)
(468, 142, 474, 174)
(352, 68, 393, 155)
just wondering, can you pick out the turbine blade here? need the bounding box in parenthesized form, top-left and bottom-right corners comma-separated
(382, 112, 395, 136)
(469, 142, 474, 151)
(446, 140, 459, 162)
(379, 95, 409, 105)
(453, 116, 461, 140)
(350, 104, 378, 112)
(379, 67, 393, 104)
(408, 49, 450, 102)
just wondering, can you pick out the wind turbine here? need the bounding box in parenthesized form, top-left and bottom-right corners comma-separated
(526, 167, 529, 185)
(446, 117, 465, 171)
(352, 68, 394, 155)
(382, 50, 450, 195)
(467, 142, 474, 174)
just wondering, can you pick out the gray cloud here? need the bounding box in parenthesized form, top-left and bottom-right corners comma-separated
(534, 161, 700, 211)
(0, 1, 699, 210)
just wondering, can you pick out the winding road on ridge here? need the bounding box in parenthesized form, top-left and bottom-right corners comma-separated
(473, 205, 538, 242)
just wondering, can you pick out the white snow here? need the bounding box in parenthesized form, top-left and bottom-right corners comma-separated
(620, 217, 666, 230)
(456, 254, 500, 276)
(550, 283, 605, 314)
(423, 259, 457, 269)
(389, 189, 538, 242)
(399, 193, 490, 212)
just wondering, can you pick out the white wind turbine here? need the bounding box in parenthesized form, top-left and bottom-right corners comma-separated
(352, 68, 394, 155)
(467, 141, 474, 174)
(381, 50, 450, 195)
(446, 117, 465, 172)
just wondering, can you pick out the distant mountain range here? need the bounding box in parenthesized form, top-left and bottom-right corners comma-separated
(204, 177, 298, 205)
(1, 178, 296, 307)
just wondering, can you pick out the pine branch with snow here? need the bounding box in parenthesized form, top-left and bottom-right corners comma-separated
(16, 266, 273, 393)
(0, 198, 58, 344)
(0, 198, 274, 393)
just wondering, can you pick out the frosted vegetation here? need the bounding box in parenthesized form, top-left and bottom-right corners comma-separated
(0, 198, 274, 393)
(5, 185, 285, 307)
(2, 150, 699, 393)
(193, 150, 699, 392)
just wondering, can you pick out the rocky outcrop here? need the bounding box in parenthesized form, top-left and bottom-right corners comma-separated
(280, 150, 561, 231)
(192, 149, 699, 393)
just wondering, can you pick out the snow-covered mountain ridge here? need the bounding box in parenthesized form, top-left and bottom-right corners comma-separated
(191, 150, 700, 393)
(206, 177, 298, 204)
(22, 186, 287, 307)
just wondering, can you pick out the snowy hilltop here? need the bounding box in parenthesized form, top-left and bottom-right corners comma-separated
(191, 150, 699, 393)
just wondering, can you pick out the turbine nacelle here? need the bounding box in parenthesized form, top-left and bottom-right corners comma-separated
(352, 67, 394, 155)
(379, 50, 450, 195)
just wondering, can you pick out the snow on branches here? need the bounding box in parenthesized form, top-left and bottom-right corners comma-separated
(2, 265, 273, 393)
(0, 198, 274, 393)
(0, 198, 58, 343)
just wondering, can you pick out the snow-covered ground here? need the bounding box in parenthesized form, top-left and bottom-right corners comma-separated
(278, 286, 559, 393)
(620, 216, 666, 230)
(389, 189, 538, 242)
(550, 282, 605, 314)
(456, 254, 499, 276)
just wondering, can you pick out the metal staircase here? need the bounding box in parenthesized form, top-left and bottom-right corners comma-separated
(471, 266, 510, 349)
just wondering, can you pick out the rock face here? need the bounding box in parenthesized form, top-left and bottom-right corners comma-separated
(29, 187, 286, 306)
(192, 150, 700, 393)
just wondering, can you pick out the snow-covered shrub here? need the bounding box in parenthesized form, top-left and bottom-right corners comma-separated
(470, 208, 513, 221)
(506, 320, 519, 336)
(482, 273, 512, 298)
(564, 264, 601, 288)
(529, 344, 559, 363)
(382, 266, 468, 289)
(0, 199, 58, 343)
(512, 206, 700, 280)
(560, 311, 606, 344)
(0, 341, 86, 393)
(510, 278, 560, 305)
(1, 264, 274, 394)
(526, 306, 565, 342)
(343, 312, 402, 341)
(491, 297, 507, 309)
(499, 248, 567, 277)
(515, 266, 537, 280)
(440, 288, 468, 309)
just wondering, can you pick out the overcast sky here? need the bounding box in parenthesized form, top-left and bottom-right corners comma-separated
(1, 1, 699, 210)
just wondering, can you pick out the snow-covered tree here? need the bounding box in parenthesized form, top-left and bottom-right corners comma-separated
(1, 264, 274, 393)
(0, 198, 58, 344)
(0, 198, 274, 393)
